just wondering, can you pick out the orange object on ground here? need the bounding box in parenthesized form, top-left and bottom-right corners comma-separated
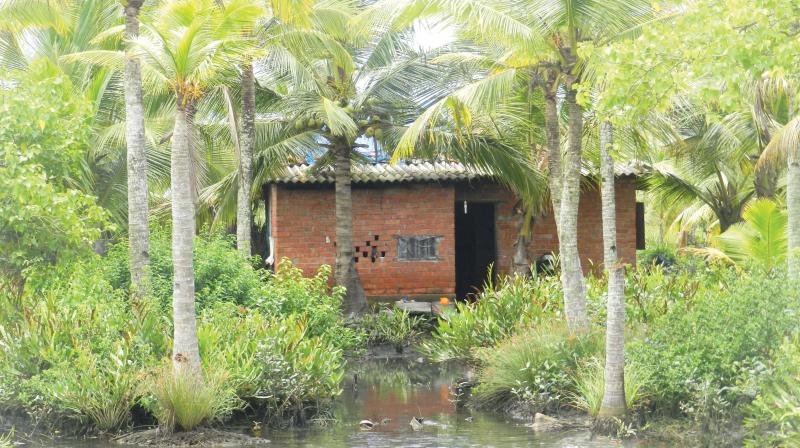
(439, 297, 450, 305)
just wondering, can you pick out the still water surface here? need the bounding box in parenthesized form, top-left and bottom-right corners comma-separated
(266, 357, 654, 448)
(51, 357, 662, 448)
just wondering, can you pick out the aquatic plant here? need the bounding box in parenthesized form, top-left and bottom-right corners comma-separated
(473, 321, 602, 413)
(360, 307, 424, 348)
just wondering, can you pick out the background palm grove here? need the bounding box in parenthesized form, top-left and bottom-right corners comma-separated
(1, 0, 800, 446)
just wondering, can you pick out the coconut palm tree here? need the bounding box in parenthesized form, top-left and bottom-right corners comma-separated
(597, 121, 626, 420)
(233, 2, 313, 255)
(388, 0, 653, 333)
(643, 103, 768, 236)
(122, 0, 151, 299)
(126, 0, 263, 371)
(236, 63, 255, 255)
(241, 3, 433, 315)
(761, 115, 800, 277)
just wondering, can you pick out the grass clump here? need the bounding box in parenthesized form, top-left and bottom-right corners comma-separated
(148, 366, 242, 432)
(473, 321, 601, 414)
(568, 357, 651, 417)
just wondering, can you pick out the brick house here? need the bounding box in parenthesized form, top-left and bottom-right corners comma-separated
(262, 161, 643, 301)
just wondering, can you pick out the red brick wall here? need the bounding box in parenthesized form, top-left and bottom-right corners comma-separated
(271, 183, 456, 298)
(271, 178, 638, 300)
(490, 177, 638, 275)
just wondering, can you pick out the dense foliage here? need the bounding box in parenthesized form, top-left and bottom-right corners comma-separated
(420, 275, 562, 362)
(0, 69, 110, 296)
(0, 234, 355, 432)
(105, 233, 363, 351)
(418, 256, 800, 442)
(473, 322, 601, 414)
(629, 269, 797, 414)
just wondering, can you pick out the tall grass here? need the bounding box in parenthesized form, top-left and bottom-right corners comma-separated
(568, 357, 651, 417)
(149, 366, 243, 432)
(473, 321, 602, 413)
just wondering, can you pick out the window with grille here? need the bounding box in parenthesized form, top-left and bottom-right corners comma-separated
(395, 235, 442, 261)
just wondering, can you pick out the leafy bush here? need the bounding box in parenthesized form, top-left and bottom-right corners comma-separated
(744, 336, 800, 447)
(38, 346, 143, 432)
(252, 259, 363, 350)
(421, 275, 562, 362)
(0, 67, 109, 296)
(624, 259, 726, 324)
(638, 244, 679, 269)
(568, 357, 651, 417)
(197, 303, 345, 425)
(628, 269, 798, 417)
(473, 321, 602, 413)
(0, 249, 350, 433)
(105, 231, 265, 312)
(106, 237, 362, 351)
(360, 307, 424, 347)
(0, 260, 160, 432)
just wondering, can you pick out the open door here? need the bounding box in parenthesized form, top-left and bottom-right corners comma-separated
(455, 201, 496, 299)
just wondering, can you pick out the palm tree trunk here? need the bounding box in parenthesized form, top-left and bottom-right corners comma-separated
(171, 101, 201, 373)
(560, 87, 589, 333)
(237, 63, 255, 255)
(123, 0, 150, 301)
(543, 72, 562, 225)
(333, 143, 367, 316)
(598, 122, 626, 421)
(788, 150, 800, 280)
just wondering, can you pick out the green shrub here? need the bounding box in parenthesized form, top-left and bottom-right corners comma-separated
(106, 237, 362, 351)
(628, 269, 798, 417)
(105, 231, 265, 312)
(421, 275, 562, 362)
(197, 303, 345, 425)
(473, 321, 602, 413)
(0, 66, 110, 296)
(744, 336, 800, 447)
(252, 259, 364, 350)
(0, 259, 160, 432)
(360, 307, 424, 347)
(39, 346, 142, 432)
(1, 236, 353, 432)
(638, 244, 679, 268)
(568, 357, 651, 417)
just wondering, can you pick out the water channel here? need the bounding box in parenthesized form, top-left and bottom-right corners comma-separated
(45, 357, 664, 448)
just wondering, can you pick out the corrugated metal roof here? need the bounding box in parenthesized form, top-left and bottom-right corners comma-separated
(268, 160, 645, 185)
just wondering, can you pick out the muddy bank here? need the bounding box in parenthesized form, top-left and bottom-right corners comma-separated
(113, 428, 268, 447)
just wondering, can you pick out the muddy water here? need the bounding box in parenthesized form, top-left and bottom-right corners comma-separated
(264, 357, 655, 448)
(44, 357, 662, 448)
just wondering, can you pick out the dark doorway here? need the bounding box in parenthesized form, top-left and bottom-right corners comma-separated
(455, 202, 496, 299)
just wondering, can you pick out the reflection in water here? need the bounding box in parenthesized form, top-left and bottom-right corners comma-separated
(43, 358, 661, 448)
(266, 358, 651, 448)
